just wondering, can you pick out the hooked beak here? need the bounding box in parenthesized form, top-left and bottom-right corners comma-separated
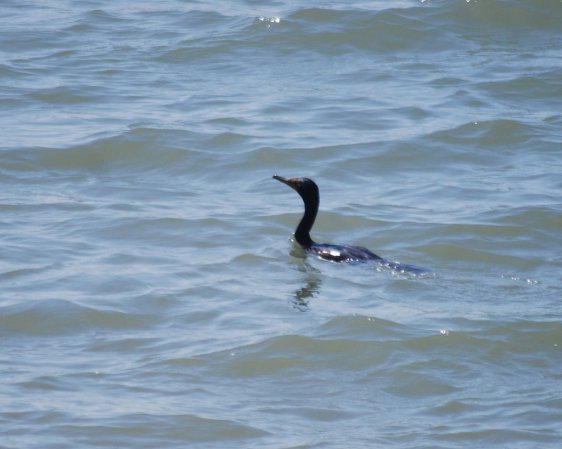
(273, 175, 298, 191)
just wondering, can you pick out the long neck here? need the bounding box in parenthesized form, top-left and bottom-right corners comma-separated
(295, 191, 318, 248)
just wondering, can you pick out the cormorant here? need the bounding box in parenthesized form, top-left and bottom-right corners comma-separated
(273, 175, 429, 274)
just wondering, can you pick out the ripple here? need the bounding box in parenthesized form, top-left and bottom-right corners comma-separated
(2, 1, 562, 448)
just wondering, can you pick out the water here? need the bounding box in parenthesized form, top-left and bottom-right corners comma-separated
(1, 0, 561, 447)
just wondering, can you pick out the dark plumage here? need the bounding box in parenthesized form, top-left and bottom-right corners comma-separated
(273, 175, 382, 262)
(273, 175, 429, 274)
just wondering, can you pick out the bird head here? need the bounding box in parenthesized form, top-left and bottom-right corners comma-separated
(273, 175, 319, 198)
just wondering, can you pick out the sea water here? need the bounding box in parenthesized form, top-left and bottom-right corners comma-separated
(1, 1, 561, 448)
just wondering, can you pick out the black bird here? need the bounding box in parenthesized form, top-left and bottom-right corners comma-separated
(273, 175, 429, 273)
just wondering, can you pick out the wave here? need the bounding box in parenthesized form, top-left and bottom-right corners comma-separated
(1, 127, 211, 175)
(163, 316, 562, 380)
(154, 0, 562, 64)
(0, 299, 148, 336)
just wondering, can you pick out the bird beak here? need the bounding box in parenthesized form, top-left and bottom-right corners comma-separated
(273, 175, 298, 191)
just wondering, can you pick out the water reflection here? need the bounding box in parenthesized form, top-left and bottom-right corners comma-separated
(289, 243, 322, 311)
(292, 273, 321, 311)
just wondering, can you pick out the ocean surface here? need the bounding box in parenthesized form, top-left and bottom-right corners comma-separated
(1, 1, 561, 448)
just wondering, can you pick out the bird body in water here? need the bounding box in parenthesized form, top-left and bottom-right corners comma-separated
(273, 175, 429, 274)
